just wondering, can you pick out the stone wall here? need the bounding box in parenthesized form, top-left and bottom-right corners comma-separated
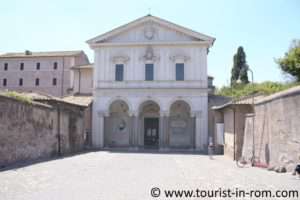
(221, 105, 252, 159)
(0, 95, 86, 168)
(242, 86, 300, 171)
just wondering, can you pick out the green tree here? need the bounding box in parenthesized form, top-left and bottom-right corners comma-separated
(231, 46, 249, 85)
(276, 40, 300, 81)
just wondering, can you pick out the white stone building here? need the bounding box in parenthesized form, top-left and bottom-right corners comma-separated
(88, 15, 215, 150)
(0, 50, 90, 97)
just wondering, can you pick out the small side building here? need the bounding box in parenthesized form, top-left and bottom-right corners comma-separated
(212, 95, 263, 160)
(70, 63, 93, 95)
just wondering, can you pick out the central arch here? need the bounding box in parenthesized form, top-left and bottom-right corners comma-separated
(138, 100, 160, 148)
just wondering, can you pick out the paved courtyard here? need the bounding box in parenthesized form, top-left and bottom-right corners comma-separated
(0, 151, 299, 200)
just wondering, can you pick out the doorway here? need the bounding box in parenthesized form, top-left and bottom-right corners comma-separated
(144, 118, 159, 148)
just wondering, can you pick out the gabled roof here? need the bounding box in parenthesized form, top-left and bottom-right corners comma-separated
(87, 15, 215, 45)
(0, 50, 85, 58)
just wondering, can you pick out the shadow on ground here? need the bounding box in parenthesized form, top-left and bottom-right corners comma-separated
(0, 148, 222, 172)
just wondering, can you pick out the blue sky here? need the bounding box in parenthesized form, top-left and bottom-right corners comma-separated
(1, 0, 299, 87)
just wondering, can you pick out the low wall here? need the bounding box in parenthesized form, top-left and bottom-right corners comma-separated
(243, 86, 300, 171)
(0, 95, 86, 168)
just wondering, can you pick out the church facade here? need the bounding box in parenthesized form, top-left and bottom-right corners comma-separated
(87, 15, 215, 151)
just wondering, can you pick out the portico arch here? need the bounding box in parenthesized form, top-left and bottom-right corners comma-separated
(138, 100, 160, 117)
(104, 100, 131, 147)
(168, 100, 194, 148)
(168, 98, 194, 115)
(106, 97, 133, 114)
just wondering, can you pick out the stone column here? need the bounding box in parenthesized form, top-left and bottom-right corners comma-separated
(159, 115, 164, 149)
(159, 111, 169, 150)
(190, 116, 196, 149)
(128, 115, 133, 146)
(194, 111, 202, 151)
(92, 111, 106, 148)
(129, 111, 139, 149)
(164, 115, 169, 149)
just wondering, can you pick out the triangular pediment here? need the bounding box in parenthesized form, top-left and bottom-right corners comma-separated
(87, 15, 215, 45)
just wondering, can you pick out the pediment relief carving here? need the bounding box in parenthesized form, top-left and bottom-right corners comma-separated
(111, 55, 130, 64)
(140, 46, 160, 62)
(143, 21, 156, 40)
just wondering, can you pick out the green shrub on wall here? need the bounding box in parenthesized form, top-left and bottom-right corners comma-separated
(4, 91, 33, 104)
(216, 81, 300, 98)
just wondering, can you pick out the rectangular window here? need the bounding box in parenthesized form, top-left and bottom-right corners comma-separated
(20, 63, 24, 70)
(176, 63, 184, 81)
(53, 62, 58, 70)
(3, 79, 7, 86)
(145, 64, 154, 81)
(19, 78, 23, 86)
(52, 78, 57, 86)
(36, 62, 40, 70)
(115, 64, 124, 81)
(35, 78, 39, 86)
(4, 63, 8, 71)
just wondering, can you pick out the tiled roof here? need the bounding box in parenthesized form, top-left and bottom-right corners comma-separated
(62, 95, 93, 107)
(0, 50, 84, 58)
(8, 92, 93, 107)
(71, 63, 94, 70)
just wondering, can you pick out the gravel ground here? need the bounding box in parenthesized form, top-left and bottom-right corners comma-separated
(0, 151, 299, 200)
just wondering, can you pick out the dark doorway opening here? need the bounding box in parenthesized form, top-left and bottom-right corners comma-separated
(144, 118, 159, 148)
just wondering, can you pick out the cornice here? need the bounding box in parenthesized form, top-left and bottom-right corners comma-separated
(89, 41, 211, 49)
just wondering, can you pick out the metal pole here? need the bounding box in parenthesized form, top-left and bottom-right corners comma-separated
(249, 68, 255, 166)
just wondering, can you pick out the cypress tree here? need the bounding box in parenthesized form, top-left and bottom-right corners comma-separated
(231, 46, 249, 85)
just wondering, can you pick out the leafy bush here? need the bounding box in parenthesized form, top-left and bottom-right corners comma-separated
(276, 40, 300, 81)
(216, 81, 300, 98)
